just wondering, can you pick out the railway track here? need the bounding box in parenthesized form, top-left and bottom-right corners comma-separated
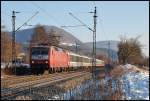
(1, 71, 90, 100)
(2, 76, 36, 88)
(1, 71, 76, 87)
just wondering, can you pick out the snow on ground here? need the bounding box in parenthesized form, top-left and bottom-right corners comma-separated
(121, 64, 136, 70)
(122, 71, 149, 100)
(110, 64, 149, 100)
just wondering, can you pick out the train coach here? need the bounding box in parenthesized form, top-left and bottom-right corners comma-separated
(30, 45, 105, 74)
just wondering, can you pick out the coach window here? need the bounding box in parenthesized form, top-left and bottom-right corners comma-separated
(70, 55, 73, 62)
(73, 55, 76, 62)
(86, 58, 88, 62)
(76, 56, 79, 62)
(70, 55, 76, 62)
(79, 57, 81, 62)
(86, 58, 88, 63)
(82, 57, 84, 62)
(76, 56, 78, 62)
(84, 58, 86, 62)
(70, 55, 72, 61)
(77, 57, 79, 62)
(79, 56, 81, 62)
(80, 57, 82, 62)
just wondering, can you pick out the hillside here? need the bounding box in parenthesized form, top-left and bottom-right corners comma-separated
(84, 40, 119, 51)
(9, 25, 118, 60)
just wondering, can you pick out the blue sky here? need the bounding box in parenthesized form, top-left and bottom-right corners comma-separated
(1, 1, 149, 56)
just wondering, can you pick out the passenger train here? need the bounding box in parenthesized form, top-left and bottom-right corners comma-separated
(30, 45, 105, 74)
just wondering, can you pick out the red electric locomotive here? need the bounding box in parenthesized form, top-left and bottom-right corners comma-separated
(30, 45, 69, 74)
(30, 45, 105, 74)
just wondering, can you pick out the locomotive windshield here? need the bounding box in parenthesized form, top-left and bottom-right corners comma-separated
(31, 47, 49, 55)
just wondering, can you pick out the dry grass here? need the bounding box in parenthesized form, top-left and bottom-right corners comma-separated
(110, 66, 126, 78)
(132, 66, 149, 74)
(56, 74, 91, 91)
(110, 65, 149, 78)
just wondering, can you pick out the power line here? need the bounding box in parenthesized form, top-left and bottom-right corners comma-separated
(30, 2, 86, 44)
(31, 1, 61, 27)
(30, 2, 87, 51)
(69, 12, 94, 32)
(61, 25, 85, 28)
(1, 11, 11, 16)
(71, 11, 93, 15)
(97, 17, 110, 42)
(62, 27, 78, 39)
(92, 1, 96, 7)
(11, 11, 39, 75)
(99, 18, 106, 35)
(15, 11, 39, 32)
(68, 7, 97, 79)
(1, 11, 36, 28)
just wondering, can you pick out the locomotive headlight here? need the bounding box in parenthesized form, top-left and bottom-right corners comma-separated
(32, 61, 34, 63)
(45, 61, 48, 64)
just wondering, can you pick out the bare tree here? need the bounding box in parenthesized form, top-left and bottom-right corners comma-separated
(1, 31, 11, 62)
(96, 54, 107, 63)
(117, 36, 143, 64)
(31, 25, 48, 46)
(1, 26, 21, 63)
(30, 25, 60, 46)
(47, 29, 60, 46)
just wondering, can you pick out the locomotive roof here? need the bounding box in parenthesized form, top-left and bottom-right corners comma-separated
(31, 45, 50, 48)
(69, 52, 92, 59)
(31, 45, 64, 48)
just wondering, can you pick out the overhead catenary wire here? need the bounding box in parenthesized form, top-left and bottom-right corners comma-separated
(1, 11, 38, 30)
(92, 1, 96, 7)
(31, 1, 61, 27)
(30, 2, 86, 43)
(30, 1, 93, 45)
(30, 2, 100, 68)
(96, 4, 108, 41)
(95, 3, 110, 42)
(61, 25, 85, 28)
(98, 18, 107, 38)
(67, 7, 97, 78)
(15, 11, 39, 32)
(69, 12, 94, 32)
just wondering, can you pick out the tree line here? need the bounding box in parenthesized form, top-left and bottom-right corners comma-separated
(30, 25, 59, 46)
(1, 26, 21, 63)
(96, 35, 149, 67)
(117, 35, 149, 67)
(1, 25, 60, 63)
(1, 25, 149, 68)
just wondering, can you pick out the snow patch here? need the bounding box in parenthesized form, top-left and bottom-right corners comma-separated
(122, 72, 149, 100)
